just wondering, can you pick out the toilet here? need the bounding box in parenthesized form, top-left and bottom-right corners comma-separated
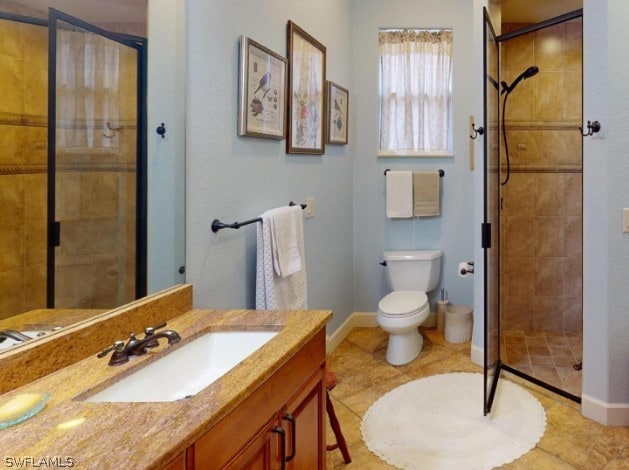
(377, 250, 443, 365)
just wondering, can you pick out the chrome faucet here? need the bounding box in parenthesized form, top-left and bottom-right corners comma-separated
(0, 330, 33, 343)
(97, 323, 181, 366)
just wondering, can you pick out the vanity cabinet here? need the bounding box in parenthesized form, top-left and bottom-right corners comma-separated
(188, 328, 326, 470)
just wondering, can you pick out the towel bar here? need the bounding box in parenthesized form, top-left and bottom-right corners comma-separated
(211, 202, 307, 233)
(384, 168, 445, 177)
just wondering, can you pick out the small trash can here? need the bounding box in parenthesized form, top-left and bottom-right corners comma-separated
(445, 305, 473, 343)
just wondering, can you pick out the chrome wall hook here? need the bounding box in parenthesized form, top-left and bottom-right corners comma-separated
(580, 120, 601, 137)
(470, 123, 485, 139)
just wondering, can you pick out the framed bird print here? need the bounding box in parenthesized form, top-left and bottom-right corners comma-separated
(326, 81, 349, 144)
(287, 21, 326, 154)
(238, 36, 287, 139)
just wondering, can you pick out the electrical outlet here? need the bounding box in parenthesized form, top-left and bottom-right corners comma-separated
(305, 197, 315, 218)
(623, 208, 629, 233)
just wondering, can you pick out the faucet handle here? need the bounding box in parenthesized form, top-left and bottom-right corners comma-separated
(143, 323, 167, 350)
(97, 340, 125, 358)
(97, 340, 130, 365)
(144, 322, 167, 335)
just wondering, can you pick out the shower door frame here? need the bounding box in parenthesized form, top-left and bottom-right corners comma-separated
(482, 7, 502, 415)
(493, 8, 584, 404)
(47, 8, 148, 307)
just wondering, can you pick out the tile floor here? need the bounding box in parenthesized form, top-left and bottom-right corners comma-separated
(325, 327, 628, 469)
(502, 329, 583, 397)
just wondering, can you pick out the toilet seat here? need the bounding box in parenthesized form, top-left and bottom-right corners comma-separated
(378, 291, 428, 318)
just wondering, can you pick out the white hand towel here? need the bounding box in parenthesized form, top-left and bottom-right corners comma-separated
(268, 206, 303, 278)
(386, 171, 413, 218)
(256, 207, 307, 310)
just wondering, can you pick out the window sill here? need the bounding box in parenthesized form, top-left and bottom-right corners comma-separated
(377, 150, 454, 158)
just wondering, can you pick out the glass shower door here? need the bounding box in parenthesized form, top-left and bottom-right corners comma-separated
(47, 9, 146, 309)
(483, 7, 502, 415)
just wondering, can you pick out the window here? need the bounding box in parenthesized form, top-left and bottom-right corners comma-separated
(379, 29, 453, 156)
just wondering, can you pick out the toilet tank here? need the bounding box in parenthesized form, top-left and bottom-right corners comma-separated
(383, 250, 442, 292)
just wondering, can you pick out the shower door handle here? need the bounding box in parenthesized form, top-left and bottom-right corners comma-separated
(51, 221, 61, 247)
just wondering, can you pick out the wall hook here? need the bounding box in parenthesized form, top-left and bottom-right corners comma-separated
(470, 123, 484, 139)
(580, 120, 601, 137)
(156, 123, 166, 139)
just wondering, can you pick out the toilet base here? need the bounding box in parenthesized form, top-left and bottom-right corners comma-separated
(385, 328, 423, 365)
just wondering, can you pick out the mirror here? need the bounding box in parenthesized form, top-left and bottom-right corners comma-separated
(0, 0, 185, 352)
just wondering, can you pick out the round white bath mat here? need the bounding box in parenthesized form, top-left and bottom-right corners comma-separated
(361, 372, 546, 470)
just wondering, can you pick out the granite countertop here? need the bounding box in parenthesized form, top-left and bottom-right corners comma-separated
(0, 308, 332, 468)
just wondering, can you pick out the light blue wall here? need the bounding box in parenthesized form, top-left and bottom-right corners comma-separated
(351, 0, 476, 315)
(184, 0, 628, 416)
(583, 0, 629, 408)
(185, 0, 355, 333)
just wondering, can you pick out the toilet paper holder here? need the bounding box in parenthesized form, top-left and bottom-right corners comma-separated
(460, 261, 474, 276)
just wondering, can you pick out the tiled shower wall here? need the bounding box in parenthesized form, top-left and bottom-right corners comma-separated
(0, 18, 137, 320)
(0, 19, 48, 320)
(500, 19, 583, 333)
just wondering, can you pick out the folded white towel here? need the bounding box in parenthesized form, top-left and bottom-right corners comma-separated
(256, 207, 307, 310)
(268, 206, 303, 278)
(386, 171, 413, 218)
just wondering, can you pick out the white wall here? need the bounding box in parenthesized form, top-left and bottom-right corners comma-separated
(351, 0, 476, 316)
(582, 0, 629, 424)
(185, 0, 355, 333)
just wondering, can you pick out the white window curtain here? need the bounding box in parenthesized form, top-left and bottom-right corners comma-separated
(379, 29, 453, 154)
(57, 29, 120, 149)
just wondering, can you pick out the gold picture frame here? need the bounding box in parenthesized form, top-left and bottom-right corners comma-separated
(237, 36, 287, 139)
(286, 21, 326, 154)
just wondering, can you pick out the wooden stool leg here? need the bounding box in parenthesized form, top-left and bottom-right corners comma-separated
(326, 391, 352, 464)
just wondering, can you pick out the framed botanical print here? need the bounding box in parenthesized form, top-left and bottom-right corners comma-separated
(326, 81, 348, 144)
(286, 21, 326, 154)
(238, 36, 287, 139)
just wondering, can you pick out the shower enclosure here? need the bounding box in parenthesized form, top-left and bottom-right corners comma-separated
(483, 7, 583, 409)
(0, 8, 146, 321)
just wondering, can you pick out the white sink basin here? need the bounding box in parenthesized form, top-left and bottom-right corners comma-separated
(85, 330, 278, 402)
(0, 331, 48, 350)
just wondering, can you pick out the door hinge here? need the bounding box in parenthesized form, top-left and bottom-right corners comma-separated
(481, 223, 491, 249)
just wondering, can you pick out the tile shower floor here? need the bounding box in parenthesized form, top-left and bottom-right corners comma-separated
(502, 329, 583, 397)
(326, 327, 628, 469)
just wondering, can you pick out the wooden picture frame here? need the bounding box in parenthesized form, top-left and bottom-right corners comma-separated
(326, 81, 348, 144)
(286, 21, 326, 154)
(238, 36, 287, 139)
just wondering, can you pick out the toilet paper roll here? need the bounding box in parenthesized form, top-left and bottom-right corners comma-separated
(458, 261, 473, 277)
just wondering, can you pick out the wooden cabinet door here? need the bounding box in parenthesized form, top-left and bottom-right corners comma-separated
(161, 452, 186, 470)
(284, 368, 326, 469)
(224, 416, 281, 470)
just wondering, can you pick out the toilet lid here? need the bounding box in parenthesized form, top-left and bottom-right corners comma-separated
(378, 291, 428, 317)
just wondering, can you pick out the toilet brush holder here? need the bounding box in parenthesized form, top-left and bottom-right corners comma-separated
(436, 300, 448, 334)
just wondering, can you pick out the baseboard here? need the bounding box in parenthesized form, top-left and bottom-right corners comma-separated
(470, 343, 483, 367)
(326, 312, 378, 354)
(582, 394, 629, 426)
